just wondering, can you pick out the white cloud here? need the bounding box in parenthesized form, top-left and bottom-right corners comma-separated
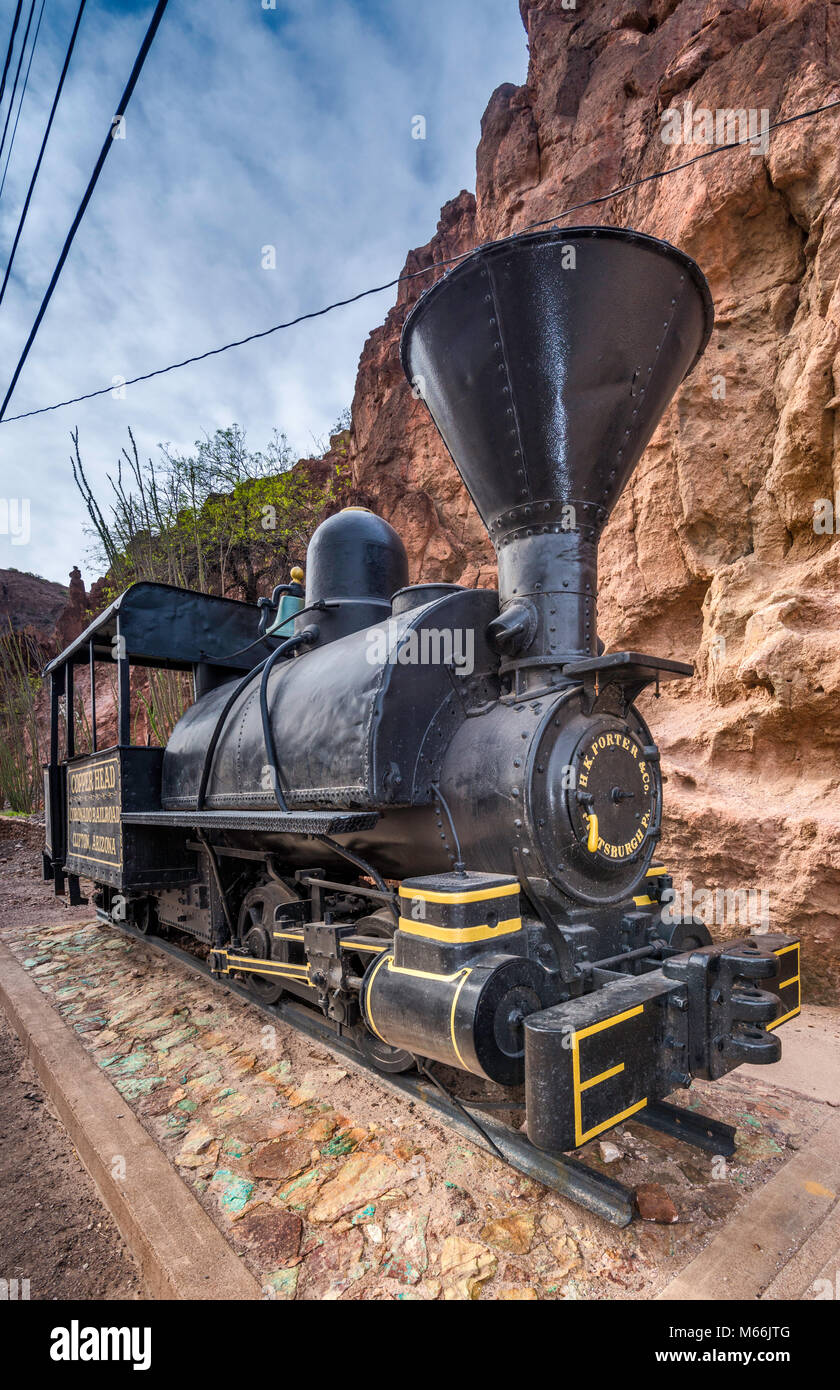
(0, 0, 527, 583)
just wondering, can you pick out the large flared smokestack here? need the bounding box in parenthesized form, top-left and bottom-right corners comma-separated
(401, 227, 713, 686)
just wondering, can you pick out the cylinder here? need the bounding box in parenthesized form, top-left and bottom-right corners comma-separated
(362, 949, 552, 1085)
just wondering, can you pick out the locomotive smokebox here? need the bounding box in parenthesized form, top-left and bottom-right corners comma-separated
(401, 227, 713, 682)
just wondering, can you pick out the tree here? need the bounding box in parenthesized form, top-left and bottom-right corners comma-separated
(68, 422, 347, 747)
(71, 423, 343, 603)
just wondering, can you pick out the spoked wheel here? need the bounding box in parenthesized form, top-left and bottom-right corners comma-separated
(353, 914, 414, 1073)
(660, 917, 712, 953)
(354, 909, 397, 939)
(238, 881, 297, 1005)
(356, 1029, 416, 1074)
(134, 898, 156, 936)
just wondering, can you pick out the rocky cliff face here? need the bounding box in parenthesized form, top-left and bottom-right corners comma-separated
(0, 568, 70, 646)
(348, 0, 840, 999)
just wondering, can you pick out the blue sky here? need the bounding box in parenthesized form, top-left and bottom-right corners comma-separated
(0, 0, 527, 584)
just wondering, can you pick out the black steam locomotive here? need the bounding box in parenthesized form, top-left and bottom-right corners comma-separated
(43, 228, 800, 1210)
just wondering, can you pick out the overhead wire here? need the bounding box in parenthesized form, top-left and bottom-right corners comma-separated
(0, 0, 47, 204)
(0, 0, 87, 314)
(519, 96, 840, 235)
(0, 1, 23, 114)
(1, 93, 839, 426)
(0, 0, 170, 420)
(0, 0, 36, 171)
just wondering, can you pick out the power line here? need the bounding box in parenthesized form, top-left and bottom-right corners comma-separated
(0, 2, 23, 114)
(0, 0, 47, 204)
(0, 0, 37, 171)
(0, 0, 87, 315)
(2, 92, 839, 428)
(520, 97, 840, 234)
(0, 0, 170, 421)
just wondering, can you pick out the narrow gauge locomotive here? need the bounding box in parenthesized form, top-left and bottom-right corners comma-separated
(43, 228, 800, 1218)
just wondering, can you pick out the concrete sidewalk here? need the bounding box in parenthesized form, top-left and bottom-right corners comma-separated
(738, 1007, 839, 1105)
(0, 941, 262, 1300)
(659, 1004, 839, 1301)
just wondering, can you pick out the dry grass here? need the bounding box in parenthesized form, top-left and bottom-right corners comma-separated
(0, 624, 45, 813)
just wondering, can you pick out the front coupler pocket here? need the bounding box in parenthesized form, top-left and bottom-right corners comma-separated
(524, 933, 800, 1153)
(661, 933, 800, 1079)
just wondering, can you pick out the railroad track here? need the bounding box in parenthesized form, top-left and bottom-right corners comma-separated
(98, 914, 643, 1225)
(94, 915, 737, 1226)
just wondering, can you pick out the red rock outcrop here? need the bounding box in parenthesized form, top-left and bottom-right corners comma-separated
(0, 568, 69, 646)
(53, 567, 91, 651)
(348, 0, 840, 999)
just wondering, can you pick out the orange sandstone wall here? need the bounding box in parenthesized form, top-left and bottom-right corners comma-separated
(345, 0, 840, 1000)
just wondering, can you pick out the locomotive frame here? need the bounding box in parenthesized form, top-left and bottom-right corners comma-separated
(42, 227, 802, 1225)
